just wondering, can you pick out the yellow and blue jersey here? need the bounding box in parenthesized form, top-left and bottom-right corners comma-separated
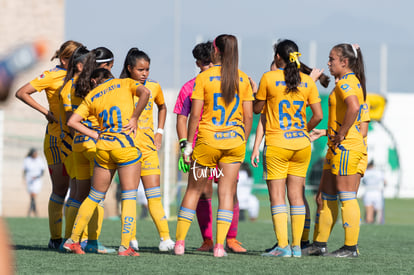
(134, 79, 165, 153)
(191, 65, 254, 150)
(30, 66, 67, 137)
(74, 78, 142, 150)
(327, 72, 365, 153)
(70, 78, 100, 152)
(256, 69, 321, 150)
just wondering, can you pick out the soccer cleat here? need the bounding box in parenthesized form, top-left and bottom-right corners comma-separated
(118, 246, 140, 256)
(327, 246, 359, 258)
(301, 243, 328, 256)
(80, 239, 88, 250)
(213, 243, 228, 258)
(159, 238, 175, 252)
(262, 245, 292, 257)
(196, 239, 214, 252)
(84, 240, 116, 254)
(226, 238, 247, 253)
(63, 239, 85, 254)
(48, 238, 63, 250)
(265, 242, 278, 252)
(130, 239, 139, 251)
(174, 240, 185, 255)
(58, 238, 68, 253)
(292, 245, 302, 257)
(301, 240, 310, 249)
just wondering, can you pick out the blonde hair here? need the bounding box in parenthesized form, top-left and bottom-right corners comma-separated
(50, 40, 83, 62)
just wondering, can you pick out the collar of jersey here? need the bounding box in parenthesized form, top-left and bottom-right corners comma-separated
(340, 72, 355, 80)
(56, 65, 67, 71)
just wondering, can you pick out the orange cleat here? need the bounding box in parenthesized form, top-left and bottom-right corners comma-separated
(118, 246, 140, 256)
(63, 239, 85, 254)
(226, 238, 247, 253)
(196, 239, 214, 252)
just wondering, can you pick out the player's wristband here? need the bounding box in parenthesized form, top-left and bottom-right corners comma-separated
(179, 138, 187, 150)
(156, 128, 164, 135)
(183, 142, 193, 156)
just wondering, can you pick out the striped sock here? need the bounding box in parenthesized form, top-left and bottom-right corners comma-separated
(226, 202, 239, 239)
(70, 187, 104, 242)
(121, 190, 137, 248)
(291, 205, 306, 247)
(196, 199, 213, 241)
(315, 193, 338, 243)
(216, 209, 233, 245)
(146, 187, 170, 240)
(339, 191, 360, 246)
(88, 200, 104, 240)
(48, 193, 65, 240)
(176, 207, 196, 241)
(271, 205, 288, 247)
(64, 199, 81, 239)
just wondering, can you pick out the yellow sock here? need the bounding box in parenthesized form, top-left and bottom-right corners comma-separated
(48, 193, 65, 240)
(146, 187, 170, 240)
(315, 193, 338, 243)
(216, 209, 233, 245)
(87, 200, 104, 240)
(291, 205, 306, 247)
(120, 190, 137, 248)
(64, 199, 80, 239)
(312, 213, 320, 242)
(271, 205, 288, 248)
(176, 206, 195, 241)
(302, 211, 311, 242)
(339, 192, 360, 246)
(64, 197, 72, 224)
(70, 187, 104, 242)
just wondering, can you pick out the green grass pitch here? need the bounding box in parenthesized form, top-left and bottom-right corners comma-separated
(6, 198, 414, 274)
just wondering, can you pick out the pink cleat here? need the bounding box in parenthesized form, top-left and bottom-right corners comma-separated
(213, 243, 228, 258)
(174, 240, 185, 255)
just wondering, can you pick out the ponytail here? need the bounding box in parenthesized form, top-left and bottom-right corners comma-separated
(214, 34, 239, 105)
(63, 46, 89, 85)
(51, 40, 82, 62)
(74, 47, 114, 98)
(274, 40, 301, 93)
(333, 43, 366, 101)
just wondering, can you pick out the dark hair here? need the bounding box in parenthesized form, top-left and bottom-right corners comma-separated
(332, 43, 366, 100)
(90, 68, 114, 89)
(214, 34, 239, 105)
(192, 41, 212, 65)
(119, 48, 150, 79)
(299, 62, 330, 88)
(27, 148, 37, 158)
(63, 46, 89, 84)
(274, 39, 301, 93)
(75, 47, 114, 98)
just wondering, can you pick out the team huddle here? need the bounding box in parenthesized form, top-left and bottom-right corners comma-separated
(15, 34, 369, 258)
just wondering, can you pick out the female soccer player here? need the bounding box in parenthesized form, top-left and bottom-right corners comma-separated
(306, 43, 367, 257)
(255, 57, 329, 253)
(175, 34, 254, 257)
(119, 48, 175, 251)
(15, 40, 82, 249)
(63, 68, 150, 256)
(60, 47, 115, 253)
(253, 39, 323, 257)
(174, 41, 246, 253)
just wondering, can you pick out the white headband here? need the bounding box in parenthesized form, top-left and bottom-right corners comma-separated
(96, 57, 114, 63)
(351, 44, 358, 58)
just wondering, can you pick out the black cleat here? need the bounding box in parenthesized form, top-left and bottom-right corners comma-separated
(48, 238, 63, 249)
(302, 243, 328, 256)
(327, 246, 359, 258)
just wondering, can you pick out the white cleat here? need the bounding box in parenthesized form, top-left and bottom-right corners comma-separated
(159, 238, 175, 252)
